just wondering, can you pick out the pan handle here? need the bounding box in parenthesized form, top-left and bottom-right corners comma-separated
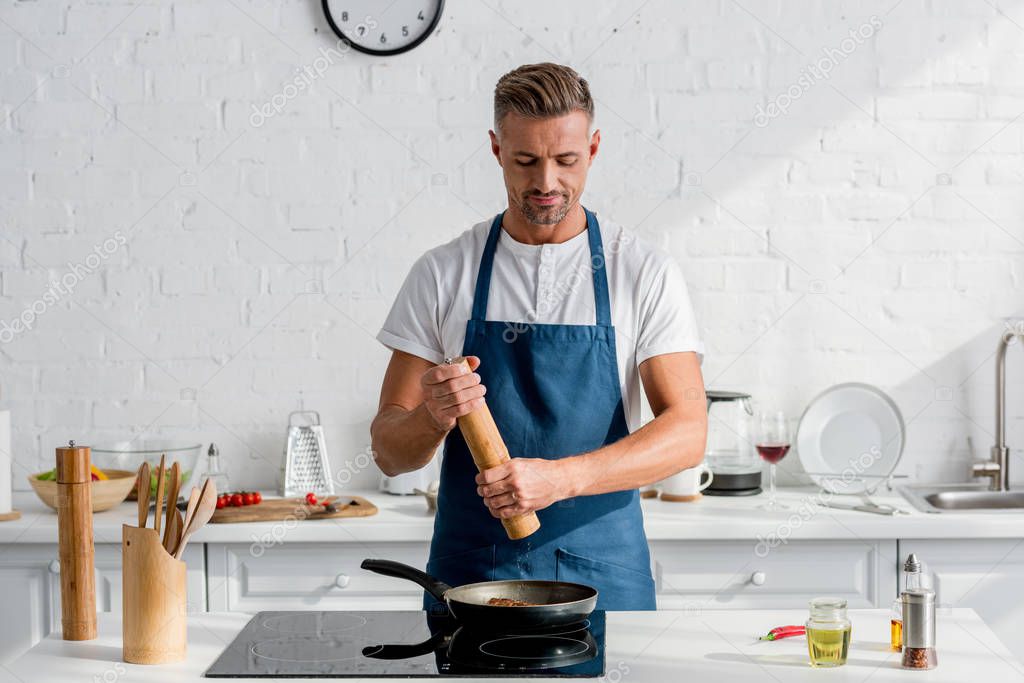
(363, 630, 447, 660)
(360, 559, 452, 601)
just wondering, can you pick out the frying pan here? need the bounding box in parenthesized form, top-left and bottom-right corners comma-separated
(360, 559, 597, 629)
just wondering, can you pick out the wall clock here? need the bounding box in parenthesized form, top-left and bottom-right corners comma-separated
(322, 0, 445, 56)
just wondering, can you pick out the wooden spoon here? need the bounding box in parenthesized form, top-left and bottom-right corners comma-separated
(174, 487, 201, 557)
(163, 462, 180, 550)
(163, 507, 183, 554)
(136, 462, 150, 529)
(174, 478, 217, 560)
(153, 454, 166, 537)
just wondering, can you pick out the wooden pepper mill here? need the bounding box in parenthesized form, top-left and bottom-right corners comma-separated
(446, 357, 541, 540)
(55, 440, 97, 641)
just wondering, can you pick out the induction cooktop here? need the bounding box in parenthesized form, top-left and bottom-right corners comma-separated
(204, 610, 606, 678)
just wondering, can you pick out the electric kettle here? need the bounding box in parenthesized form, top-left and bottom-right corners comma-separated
(704, 390, 763, 496)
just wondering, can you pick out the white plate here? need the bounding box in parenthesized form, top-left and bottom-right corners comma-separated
(796, 383, 905, 495)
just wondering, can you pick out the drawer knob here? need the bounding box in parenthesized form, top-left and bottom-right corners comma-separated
(750, 571, 766, 586)
(48, 559, 60, 575)
(334, 573, 350, 589)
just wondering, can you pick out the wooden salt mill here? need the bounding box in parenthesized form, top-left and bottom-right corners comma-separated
(55, 440, 97, 640)
(446, 357, 541, 540)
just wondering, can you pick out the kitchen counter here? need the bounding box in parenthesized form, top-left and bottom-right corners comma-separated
(3, 486, 1024, 545)
(4, 608, 1022, 682)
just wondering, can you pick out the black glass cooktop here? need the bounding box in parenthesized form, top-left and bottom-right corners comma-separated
(204, 610, 606, 678)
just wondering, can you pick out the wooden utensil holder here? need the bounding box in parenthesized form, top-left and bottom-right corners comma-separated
(121, 524, 187, 664)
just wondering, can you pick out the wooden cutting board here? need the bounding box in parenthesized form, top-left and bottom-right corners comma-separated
(208, 495, 378, 524)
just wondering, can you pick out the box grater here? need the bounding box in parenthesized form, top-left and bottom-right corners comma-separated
(280, 411, 335, 497)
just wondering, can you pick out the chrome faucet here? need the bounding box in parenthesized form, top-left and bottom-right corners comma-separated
(972, 329, 1021, 491)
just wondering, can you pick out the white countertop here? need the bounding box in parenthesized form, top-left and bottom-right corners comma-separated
(5, 608, 1022, 682)
(3, 486, 1024, 545)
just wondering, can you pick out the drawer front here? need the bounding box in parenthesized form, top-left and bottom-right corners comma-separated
(207, 542, 430, 611)
(651, 540, 896, 610)
(48, 543, 207, 623)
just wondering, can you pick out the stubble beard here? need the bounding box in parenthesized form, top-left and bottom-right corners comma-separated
(515, 193, 572, 226)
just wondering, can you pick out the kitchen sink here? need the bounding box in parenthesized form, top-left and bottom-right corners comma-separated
(899, 484, 1024, 513)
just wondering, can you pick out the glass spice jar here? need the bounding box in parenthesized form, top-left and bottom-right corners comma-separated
(806, 597, 851, 668)
(901, 588, 938, 670)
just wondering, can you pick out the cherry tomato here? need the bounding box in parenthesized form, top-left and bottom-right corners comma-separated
(305, 492, 318, 505)
(252, 491, 262, 504)
(243, 492, 256, 506)
(230, 493, 243, 507)
(216, 496, 227, 509)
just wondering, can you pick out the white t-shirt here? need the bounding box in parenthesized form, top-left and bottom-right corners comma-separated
(376, 212, 704, 431)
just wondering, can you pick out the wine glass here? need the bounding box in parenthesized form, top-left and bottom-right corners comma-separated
(756, 410, 791, 511)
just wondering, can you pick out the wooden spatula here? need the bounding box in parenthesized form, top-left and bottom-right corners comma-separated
(136, 462, 150, 529)
(174, 478, 217, 560)
(162, 461, 180, 550)
(153, 454, 166, 537)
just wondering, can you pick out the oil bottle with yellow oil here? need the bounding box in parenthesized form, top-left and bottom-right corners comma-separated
(805, 597, 852, 667)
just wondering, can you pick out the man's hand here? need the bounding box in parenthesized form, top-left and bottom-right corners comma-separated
(420, 356, 486, 433)
(475, 458, 571, 519)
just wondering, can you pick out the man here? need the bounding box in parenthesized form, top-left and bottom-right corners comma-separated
(371, 63, 707, 611)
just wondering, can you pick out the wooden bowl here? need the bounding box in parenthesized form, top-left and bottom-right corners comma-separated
(28, 469, 138, 512)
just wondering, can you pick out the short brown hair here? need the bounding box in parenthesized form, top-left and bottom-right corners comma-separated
(493, 63, 594, 132)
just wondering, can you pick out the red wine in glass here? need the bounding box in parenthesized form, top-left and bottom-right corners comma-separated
(756, 443, 791, 464)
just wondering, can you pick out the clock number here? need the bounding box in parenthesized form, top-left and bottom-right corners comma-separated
(322, 0, 443, 54)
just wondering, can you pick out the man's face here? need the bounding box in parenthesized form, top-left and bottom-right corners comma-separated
(490, 111, 599, 226)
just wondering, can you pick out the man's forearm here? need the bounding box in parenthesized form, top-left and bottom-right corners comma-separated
(559, 407, 707, 498)
(370, 404, 448, 476)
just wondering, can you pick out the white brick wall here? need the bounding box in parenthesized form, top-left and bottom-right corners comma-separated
(1, 0, 1022, 493)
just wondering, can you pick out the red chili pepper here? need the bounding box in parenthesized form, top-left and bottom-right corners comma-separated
(759, 625, 806, 641)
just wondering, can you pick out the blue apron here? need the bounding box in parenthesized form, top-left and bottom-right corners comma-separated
(425, 207, 656, 612)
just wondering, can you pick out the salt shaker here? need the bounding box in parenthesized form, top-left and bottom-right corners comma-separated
(901, 588, 938, 669)
(203, 442, 230, 494)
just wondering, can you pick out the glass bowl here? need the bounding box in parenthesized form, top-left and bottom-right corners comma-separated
(90, 440, 203, 500)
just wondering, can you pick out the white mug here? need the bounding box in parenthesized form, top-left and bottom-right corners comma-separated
(659, 462, 714, 501)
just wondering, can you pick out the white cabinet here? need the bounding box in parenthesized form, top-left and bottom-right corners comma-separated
(204, 540, 897, 614)
(0, 546, 52, 664)
(900, 539, 1024, 660)
(651, 540, 898, 610)
(206, 542, 431, 612)
(0, 543, 205, 664)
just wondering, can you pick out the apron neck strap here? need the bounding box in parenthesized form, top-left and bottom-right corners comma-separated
(471, 207, 612, 327)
